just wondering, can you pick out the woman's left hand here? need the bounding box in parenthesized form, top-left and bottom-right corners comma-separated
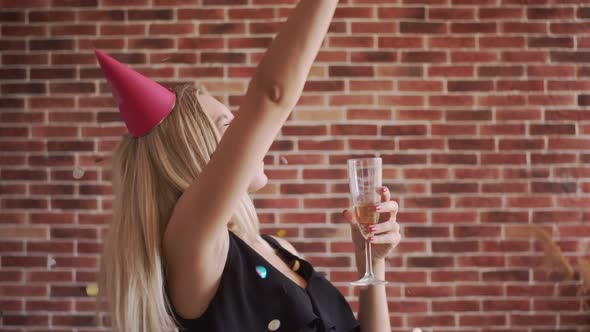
(343, 186, 401, 261)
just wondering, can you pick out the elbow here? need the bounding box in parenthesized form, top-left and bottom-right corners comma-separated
(248, 73, 297, 110)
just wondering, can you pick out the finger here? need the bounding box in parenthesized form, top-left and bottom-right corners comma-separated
(342, 208, 355, 224)
(378, 186, 391, 203)
(370, 232, 401, 244)
(374, 200, 399, 219)
(369, 220, 399, 235)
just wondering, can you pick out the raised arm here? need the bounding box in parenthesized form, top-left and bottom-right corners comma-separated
(164, 0, 338, 307)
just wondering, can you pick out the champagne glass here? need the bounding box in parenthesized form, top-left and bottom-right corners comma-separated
(348, 158, 388, 286)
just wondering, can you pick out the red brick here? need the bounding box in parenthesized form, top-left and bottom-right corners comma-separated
(501, 51, 548, 63)
(407, 314, 455, 327)
(52, 315, 96, 327)
(400, 22, 446, 34)
(78, 9, 125, 21)
(402, 168, 446, 180)
(507, 285, 554, 297)
(433, 240, 479, 253)
(459, 314, 507, 327)
(551, 51, 590, 63)
(511, 314, 556, 326)
(406, 286, 453, 298)
(396, 110, 440, 122)
(528, 7, 574, 20)
(456, 284, 503, 296)
(428, 65, 474, 77)
(50, 24, 96, 36)
(430, 153, 476, 165)
(455, 225, 501, 238)
(482, 36, 526, 50)
(459, 255, 505, 267)
(404, 225, 450, 238)
(452, 22, 497, 34)
(499, 138, 545, 150)
(448, 139, 493, 151)
(2, 314, 49, 326)
(503, 22, 547, 34)
(530, 66, 576, 79)
(432, 96, 475, 109)
(433, 300, 479, 312)
(401, 51, 446, 63)
(529, 37, 575, 50)
(26, 300, 72, 312)
(429, 38, 474, 51)
(408, 256, 454, 268)
(398, 80, 444, 92)
(431, 270, 479, 282)
(0, 11, 26, 21)
(349, 139, 396, 150)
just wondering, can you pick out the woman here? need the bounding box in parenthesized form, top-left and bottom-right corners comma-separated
(97, 0, 401, 331)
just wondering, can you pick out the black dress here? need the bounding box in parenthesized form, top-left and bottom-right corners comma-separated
(168, 231, 361, 332)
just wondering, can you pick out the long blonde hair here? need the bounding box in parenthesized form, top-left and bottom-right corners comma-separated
(97, 84, 260, 331)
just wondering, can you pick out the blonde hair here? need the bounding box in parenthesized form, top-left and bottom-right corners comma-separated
(97, 84, 260, 331)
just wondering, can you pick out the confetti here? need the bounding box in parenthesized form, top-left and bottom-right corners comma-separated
(73, 166, 85, 179)
(267, 319, 281, 331)
(255, 265, 267, 279)
(49, 258, 57, 268)
(86, 284, 99, 297)
(276, 229, 287, 238)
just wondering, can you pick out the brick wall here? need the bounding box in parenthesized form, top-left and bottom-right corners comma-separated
(1, 0, 590, 331)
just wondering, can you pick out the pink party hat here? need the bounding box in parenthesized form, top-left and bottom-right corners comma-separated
(94, 49, 176, 137)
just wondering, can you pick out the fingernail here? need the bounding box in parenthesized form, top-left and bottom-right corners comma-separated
(374, 204, 380, 211)
(368, 226, 375, 232)
(381, 187, 387, 193)
(368, 236, 374, 242)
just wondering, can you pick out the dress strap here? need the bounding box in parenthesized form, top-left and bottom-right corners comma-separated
(260, 234, 283, 251)
(260, 234, 306, 276)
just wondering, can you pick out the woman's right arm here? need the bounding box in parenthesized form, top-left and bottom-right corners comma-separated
(165, 0, 338, 285)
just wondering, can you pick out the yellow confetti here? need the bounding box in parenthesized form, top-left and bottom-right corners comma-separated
(277, 229, 287, 238)
(86, 284, 99, 297)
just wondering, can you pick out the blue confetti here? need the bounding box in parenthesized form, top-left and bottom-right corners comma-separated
(256, 265, 267, 279)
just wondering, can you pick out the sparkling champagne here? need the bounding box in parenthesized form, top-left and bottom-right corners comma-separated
(348, 157, 388, 286)
(354, 203, 379, 237)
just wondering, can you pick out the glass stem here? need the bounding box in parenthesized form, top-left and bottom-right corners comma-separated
(364, 238, 374, 277)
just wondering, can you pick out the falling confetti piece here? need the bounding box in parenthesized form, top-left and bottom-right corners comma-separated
(86, 284, 99, 297)
(267, 319, 281, 331)
(280, 156, 288, 165)
(73, 166, 85, 179)
(49, 258, 57, 268)
(277, 229, 287, 238)
(256, 265, 267, 279)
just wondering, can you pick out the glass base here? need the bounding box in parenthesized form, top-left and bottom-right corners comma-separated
(350, 275, 389, 286)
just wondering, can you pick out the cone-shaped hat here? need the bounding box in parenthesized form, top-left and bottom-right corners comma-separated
(94, 49, 175, 137)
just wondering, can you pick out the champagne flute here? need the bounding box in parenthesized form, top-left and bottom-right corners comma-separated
(348, 157, 388, 286)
